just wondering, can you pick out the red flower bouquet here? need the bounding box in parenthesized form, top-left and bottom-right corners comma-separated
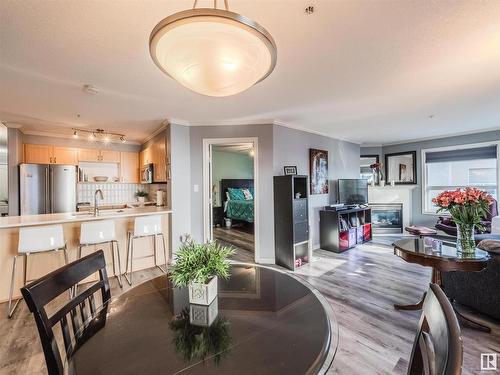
(433, 187, 492, 253)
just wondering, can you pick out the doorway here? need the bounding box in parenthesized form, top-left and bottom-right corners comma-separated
(203, 138, 259, 263)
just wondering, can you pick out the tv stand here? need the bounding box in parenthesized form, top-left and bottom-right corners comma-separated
(320, 206, 372, 253)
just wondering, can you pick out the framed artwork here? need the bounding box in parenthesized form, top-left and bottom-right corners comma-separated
(283, 166, 297, 175)
(309, 148, 328, 194)
(385, 151, 417, 184)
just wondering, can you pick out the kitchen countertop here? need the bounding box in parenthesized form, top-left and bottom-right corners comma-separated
(0, 206, 172, 229)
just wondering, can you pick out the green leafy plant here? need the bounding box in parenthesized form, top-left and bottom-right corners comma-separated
(169, 308, 231, 365)
(169, 240, 234, 286)
(135, 190, 148, 198)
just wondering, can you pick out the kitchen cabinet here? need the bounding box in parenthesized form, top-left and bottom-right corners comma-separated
(120, 152, 139, 183)
(52, 147, 78, 165)
(78, 149, 120, 162)
(24, 144, 77, 165)
(140, 134, 168, 182)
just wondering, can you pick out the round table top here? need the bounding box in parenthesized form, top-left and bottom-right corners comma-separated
(393, 238, 491, 272)
(66, 264, 337, 375)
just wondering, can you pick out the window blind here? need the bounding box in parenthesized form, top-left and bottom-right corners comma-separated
(425, 145, 497, 163)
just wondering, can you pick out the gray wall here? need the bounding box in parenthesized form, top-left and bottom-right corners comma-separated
(360, 146, 383, 162)
(363, 130, 500, 226)
(170, 124, 191, 254)
(189, 124, 275, 263)
(273, 125, 360, 248)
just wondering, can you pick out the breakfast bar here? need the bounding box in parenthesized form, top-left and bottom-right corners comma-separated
(0, 207, 172, 302)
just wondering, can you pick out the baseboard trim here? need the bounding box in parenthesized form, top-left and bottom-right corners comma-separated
(257, 257, 275, 264)
(312, 243, 320, 250)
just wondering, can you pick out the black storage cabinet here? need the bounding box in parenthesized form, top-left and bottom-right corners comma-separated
(273, 175, 310, 270)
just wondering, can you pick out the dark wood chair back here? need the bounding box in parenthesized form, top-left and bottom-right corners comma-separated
(21, 250, 111, 375)
(408, 283, 463, 375)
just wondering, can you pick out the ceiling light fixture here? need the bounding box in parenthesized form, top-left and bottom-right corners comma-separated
(73, 128, 126, 144)
(149, 0, 277, 97)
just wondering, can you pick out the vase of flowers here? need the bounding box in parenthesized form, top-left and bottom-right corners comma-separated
(169, 240, 234, 305)
(433, 187, 492, 254)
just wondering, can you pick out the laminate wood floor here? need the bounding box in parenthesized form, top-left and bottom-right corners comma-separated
(0, 242, 498, 374)
(214, 226, 254, 263)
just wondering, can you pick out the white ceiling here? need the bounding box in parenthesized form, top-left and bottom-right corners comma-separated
(1, 0, 500, 145)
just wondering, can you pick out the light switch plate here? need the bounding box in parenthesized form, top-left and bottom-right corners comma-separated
(193, 184, 199, 192)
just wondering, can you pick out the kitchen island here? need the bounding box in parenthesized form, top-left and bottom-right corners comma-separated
(0, 207, 172, 302)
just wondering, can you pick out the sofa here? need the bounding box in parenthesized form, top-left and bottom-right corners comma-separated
(441, 241, 500, 321)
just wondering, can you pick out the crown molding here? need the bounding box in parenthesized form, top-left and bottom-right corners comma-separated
(272, 120, 362, 145)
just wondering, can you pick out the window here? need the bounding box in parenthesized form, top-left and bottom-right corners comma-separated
(422, 144, 498, 214)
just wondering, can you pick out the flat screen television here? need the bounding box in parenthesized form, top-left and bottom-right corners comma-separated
(338, 179, 368, 205)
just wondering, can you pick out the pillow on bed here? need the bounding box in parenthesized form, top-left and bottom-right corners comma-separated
(249, 187, 254, 196)
(242, 188, 253, 200)
(227, 188, 245, 200)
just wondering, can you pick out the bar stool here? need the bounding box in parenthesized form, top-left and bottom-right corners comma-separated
(8, 224, 69, 318)
(78, 220, 123, 288)
(124, 215, 167, 285)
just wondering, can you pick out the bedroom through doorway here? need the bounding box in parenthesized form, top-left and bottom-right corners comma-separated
(203, 139, 257, 263)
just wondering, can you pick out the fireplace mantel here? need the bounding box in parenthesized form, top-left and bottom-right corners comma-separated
(368, 185, 415, 231)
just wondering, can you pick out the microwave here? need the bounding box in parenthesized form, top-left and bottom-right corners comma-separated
(140, 163, 154, 184)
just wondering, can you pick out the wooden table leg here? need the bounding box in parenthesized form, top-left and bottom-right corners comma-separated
(451, 305, 491, 333)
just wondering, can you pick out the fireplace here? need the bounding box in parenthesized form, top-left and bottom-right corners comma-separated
(370, 203, 403, 234)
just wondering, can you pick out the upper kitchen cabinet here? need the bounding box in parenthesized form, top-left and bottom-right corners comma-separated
(120, 152, 139, 183)
(52, 147, 78, 165)
(140, 132, 169, 183)
(78, 148, 120, 162)
(25, 144, 77, 165)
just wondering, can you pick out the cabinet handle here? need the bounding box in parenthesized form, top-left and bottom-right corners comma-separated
(54, 157, 56, 163)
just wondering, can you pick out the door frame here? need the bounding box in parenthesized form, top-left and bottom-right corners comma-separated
(202, 137, 260, 263)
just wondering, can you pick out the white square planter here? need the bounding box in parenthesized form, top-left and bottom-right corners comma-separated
(189, 297, 219, 327)
(188, 276, 218, 305)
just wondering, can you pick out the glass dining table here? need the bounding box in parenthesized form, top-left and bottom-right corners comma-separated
(64, 264, 338, 375)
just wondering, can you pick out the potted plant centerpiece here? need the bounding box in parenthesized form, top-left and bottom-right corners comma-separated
(433, 187, 492, 254)
(169, 240, 234, 305)
(135, 190, 148, 205)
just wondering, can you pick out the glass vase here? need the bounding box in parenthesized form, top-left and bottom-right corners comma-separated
(456, 223, 475, 254)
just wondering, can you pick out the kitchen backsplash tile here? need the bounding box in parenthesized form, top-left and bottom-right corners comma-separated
(77, 183, 144, 205)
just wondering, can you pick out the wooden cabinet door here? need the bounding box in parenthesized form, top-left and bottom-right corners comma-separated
(153, 138, 167, 182)
(52, 147, 77, 165)
(140, 146, 152, 165)
(24, 144, 53, 164)
(100, 150, 120, 163)
(120, 152, 139, 183)
(78, 148, 100, 162)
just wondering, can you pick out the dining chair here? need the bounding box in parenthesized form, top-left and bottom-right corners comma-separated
(124, 214, 167, 285)
(21, 250, 111, 375)
(8, 224, 69, 318)
(78, 219, 123, 287)
(407, 283, 463, 375)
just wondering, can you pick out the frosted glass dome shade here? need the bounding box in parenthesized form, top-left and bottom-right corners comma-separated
(149, 9, 277, 97)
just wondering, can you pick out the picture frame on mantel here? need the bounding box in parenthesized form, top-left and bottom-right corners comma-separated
(385, 151, 417, 184)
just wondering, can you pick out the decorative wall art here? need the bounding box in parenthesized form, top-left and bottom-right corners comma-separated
(310, 148, 329, 194)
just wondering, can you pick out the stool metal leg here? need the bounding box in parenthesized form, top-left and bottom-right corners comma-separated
(112, 240, 123, 288)
(7, 254, 27, 319)
(156, 233, 168, 274)
(124, 232, 134, 286)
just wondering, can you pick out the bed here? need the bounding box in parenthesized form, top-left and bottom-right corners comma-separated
(221, 179, 254, 224)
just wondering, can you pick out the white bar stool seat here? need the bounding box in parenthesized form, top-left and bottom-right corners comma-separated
(78, 220, 123, 288)
(124, 215, 167, 285)
(8, 224, 69, 318)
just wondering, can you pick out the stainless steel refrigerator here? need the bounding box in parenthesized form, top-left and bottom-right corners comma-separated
(20, 164, 77, 215)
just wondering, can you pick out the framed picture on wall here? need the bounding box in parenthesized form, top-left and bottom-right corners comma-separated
(385, 151, 417, 184)
(310, 148, 329, 194)
(283, 166, 298, 175)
